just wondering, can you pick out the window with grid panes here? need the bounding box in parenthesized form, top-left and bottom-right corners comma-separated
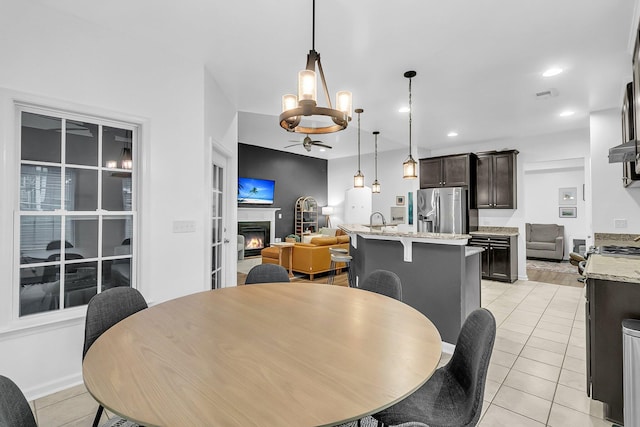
(18, 106, 137, 317)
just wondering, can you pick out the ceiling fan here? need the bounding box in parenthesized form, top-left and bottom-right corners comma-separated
(284, 135, 332, 152)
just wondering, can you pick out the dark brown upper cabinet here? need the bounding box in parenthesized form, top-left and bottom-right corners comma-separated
(419, 153, 477, 189)
(476, 150, 518, 209)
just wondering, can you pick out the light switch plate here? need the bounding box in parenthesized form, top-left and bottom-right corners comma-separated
(173, 220, 196, 233)
(614, 218, 627, 229)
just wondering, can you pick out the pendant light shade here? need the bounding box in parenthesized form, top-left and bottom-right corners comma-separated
(403, 71, 418, 179)
(354, 108, 364, 188)
(372, 131, 381, 193)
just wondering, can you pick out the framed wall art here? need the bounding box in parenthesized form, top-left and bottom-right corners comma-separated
(558, 187, 577, 206)
(559, 207, 577, 218)
(396, 196, 405, 206)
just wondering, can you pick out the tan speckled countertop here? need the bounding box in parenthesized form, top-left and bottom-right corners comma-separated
(470, 226, 519, 237)
(338, 224, 470, 245)
(594, 233, 640, 248)
(585, 254, 640, 284)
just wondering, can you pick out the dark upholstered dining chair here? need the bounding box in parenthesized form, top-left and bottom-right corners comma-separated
(46, 240, 74, 250)
(245, 264, 290, 284)
(0, 374, 138, 427)
(0, 375, 37, 427)
(358, 269, 402, 301)
(372, 308, 496, 427)
(84, 287, 147, 427)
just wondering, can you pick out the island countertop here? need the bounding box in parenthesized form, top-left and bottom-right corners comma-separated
(585, 254, 640, 284)
(339, 224, 470, 246)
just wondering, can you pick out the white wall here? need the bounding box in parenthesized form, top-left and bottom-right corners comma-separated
(0, 2, 236, 399)
(328, 148, 427, 227)
(590, 108, 640, 233)
(523, 161, 587, 257)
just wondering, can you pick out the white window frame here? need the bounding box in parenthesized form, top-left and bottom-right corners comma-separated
(13, 102, 140, 321)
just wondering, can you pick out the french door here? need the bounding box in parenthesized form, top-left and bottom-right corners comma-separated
(211, 149, 227, 289)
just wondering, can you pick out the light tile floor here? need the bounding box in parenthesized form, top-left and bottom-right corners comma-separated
(29, 279, 615, 427)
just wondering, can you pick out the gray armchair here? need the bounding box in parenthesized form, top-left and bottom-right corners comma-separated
(237, 235, 245, 260)
(525, 223, 564, 260)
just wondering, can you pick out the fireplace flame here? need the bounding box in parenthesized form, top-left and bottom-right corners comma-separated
(246, 237, 264, 249)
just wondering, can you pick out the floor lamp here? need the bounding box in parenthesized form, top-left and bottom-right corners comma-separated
(322, 206, 333, 228)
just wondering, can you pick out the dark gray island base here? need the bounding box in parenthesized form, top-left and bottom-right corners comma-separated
(347, 232, 482, 344)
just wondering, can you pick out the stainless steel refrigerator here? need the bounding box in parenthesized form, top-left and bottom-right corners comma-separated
(417, 187, 471, 234)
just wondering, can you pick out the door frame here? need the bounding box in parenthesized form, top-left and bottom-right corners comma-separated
(208, 139, 234, 288)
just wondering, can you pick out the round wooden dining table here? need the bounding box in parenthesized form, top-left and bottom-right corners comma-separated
(82, 283, 442, 427)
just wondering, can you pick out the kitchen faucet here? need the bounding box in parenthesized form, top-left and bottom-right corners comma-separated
(370, 211, 386, 227)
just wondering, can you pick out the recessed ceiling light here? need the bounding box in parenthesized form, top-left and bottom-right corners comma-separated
(398, 106, 410, 113)
(559, 110, 574, 117)
(319, 148, 326, 152)
(447, 131, 458, 137)
(543, 68, 563, 77)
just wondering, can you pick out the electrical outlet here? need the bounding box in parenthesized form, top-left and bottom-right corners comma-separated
(173, 220, 196, 233)
(278, 213, 282, 219)
(614, 218, 627, 229)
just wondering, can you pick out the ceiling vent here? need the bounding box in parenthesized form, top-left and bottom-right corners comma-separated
(535, 88, 559, 99)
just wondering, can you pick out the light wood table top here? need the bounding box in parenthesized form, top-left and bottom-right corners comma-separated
(83, 283, 442, 427)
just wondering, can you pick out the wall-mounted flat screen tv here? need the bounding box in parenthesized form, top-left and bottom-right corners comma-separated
(238, 177, 275, 205)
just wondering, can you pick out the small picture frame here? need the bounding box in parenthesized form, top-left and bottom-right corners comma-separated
(396, 196, 405, 206)
(559, 207, 577, 218)
(558, 187, 577, 206)
(390, 207, 405, 224)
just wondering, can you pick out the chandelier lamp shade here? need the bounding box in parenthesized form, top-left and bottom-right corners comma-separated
(353, 108, 365, 188)
(372, 131, 381, 193)
(402, 70, 418, 179)
(279, 0, 352, 134)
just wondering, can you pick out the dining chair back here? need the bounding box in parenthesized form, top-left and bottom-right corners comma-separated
(245, 264, 290, 284)
(359, 269, 402, 301)
(373, 308, 496, 427)
(83, 287, 147, 427)
(0, 375, 37, 427)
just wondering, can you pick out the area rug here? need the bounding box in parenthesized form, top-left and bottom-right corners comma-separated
(237, 256, 262, 274)
(526, 259, 576, 274)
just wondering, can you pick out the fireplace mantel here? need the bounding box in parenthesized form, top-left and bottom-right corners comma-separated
(238, 207, 281, 244)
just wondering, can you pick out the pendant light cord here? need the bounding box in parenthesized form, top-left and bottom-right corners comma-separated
(374, 133, 378, 180)
(357, 111, 361, 170)
(408, 77, 412, 155)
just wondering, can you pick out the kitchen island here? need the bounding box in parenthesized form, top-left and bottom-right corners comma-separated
(584, 254, 640, 425)
(339, 224, 482, 344)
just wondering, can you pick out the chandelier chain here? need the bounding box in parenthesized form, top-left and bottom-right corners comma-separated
(312, 0, 315, 51)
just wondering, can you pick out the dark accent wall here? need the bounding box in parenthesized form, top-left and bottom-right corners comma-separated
(238, 143, 328, 238)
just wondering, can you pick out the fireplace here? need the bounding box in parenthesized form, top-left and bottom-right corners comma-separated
(238, 221, 270, 257)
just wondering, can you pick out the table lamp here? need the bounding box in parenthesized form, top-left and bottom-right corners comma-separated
(322, 206, 333, 228)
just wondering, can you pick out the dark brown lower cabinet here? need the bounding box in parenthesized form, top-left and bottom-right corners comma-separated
(468, 235, 517, 283)
(586, 277, 640, 425)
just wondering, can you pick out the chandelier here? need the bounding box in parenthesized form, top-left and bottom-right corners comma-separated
(402, 71, 418, 179)
(353, 108, 364, 188)
(279, 0, 352, 134)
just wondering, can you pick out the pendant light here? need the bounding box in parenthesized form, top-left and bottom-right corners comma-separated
(402, 71, 418, 179)
(353, 108, 364, 188)
(372, 131, 381, 193)
(279, 0, 352, 134)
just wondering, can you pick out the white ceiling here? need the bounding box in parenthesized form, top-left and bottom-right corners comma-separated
(38, 0, 637, 159)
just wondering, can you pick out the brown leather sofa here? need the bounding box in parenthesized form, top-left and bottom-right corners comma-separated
(261, 233, 350, 280)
